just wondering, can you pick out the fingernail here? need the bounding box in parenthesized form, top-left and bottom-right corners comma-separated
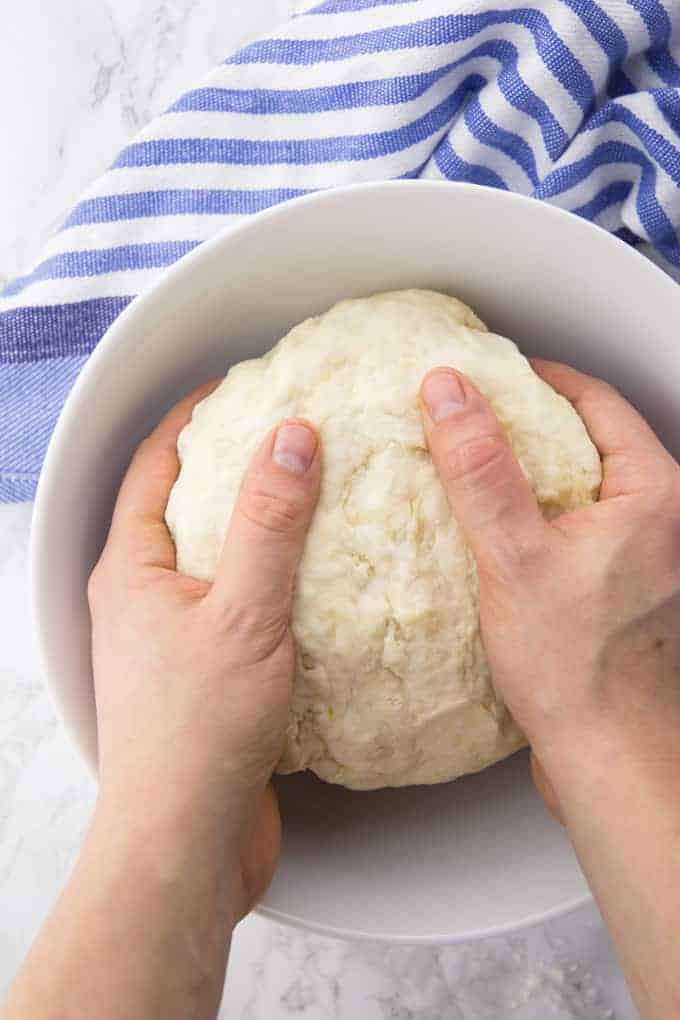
(422, 371, 465, 422)
(273, 423, 317, 474)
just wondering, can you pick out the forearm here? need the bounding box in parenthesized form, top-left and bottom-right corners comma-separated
(540, 723, 680, 1020)
(1, 797, 240, 1020)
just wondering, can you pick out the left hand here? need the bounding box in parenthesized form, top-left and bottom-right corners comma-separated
(88, 384, 321, 920)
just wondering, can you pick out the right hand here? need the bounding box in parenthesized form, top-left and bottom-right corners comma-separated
(419, 361, 680, 816)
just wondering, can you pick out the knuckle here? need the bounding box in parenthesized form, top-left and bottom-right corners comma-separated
(486, 530, 549, 588)
(240, 481, 307, 535)
(444, 432, 507, 488)
(208, 595, 287, 660)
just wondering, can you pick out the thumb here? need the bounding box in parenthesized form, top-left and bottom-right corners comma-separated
(209, 419, 321, 631)
(420, 368, 548, 579)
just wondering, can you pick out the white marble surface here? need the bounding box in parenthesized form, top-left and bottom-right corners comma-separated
(0, 2, 638, 1016)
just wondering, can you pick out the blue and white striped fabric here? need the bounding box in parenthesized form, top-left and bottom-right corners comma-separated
(2, 0, 679, 502)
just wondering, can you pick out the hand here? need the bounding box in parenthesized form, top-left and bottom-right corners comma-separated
(88, 384, 321, 919)
(419, 362, 680, 812)
(420, 361, 680, 1018)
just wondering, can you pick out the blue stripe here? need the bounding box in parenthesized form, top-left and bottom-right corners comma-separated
(398, 165, 425, 179)
(0, 359, 83, 469)
(0, 356, 87, 500)
(478, 39, 568, 159)
(175, 39, 568, 160)
(646, 48, 680, 86)
(559, 0, 628, 65)
(170, 65, 460, 115)
(572, 179, 633, 220)
(434, 136, 509, 190)
(62, 188, 310, 228)
(626, 0, 669, 48)
(536, 140, 647, 197)
(463, 93, 538, 185)
(229, 12, 595, 113)
(0, 476, 36, 502)
(625, 0, 680, 84)
(585, 101, 680, 184)
(3, 242, 198, 299)
(171, 61, 473, 115)
(0, 297, 132, 364)
(536, 141, 680, 265)
(116, 77, 483, 170)
(653, 87, 680, 136)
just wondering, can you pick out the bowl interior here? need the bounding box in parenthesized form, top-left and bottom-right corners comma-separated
(32, 182, 680, 942)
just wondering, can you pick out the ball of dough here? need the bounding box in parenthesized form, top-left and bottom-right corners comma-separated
(166, 290, 601, 790)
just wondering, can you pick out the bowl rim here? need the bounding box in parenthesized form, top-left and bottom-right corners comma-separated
(31, 178, 678, 942)
(256, 887, 593, 945)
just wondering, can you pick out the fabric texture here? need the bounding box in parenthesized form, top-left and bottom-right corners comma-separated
(1, 0, 679, 503)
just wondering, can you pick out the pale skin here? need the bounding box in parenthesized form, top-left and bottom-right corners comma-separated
(2, 361, 679, 1020)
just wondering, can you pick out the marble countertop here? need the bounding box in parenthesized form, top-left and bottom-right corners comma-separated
(0, 2, 637, 1016)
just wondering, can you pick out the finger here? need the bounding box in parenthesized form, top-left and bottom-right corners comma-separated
(210, 419, 321, 623)
(108, 381, 220, 568)
(531, 359, 676, 498)
(420, 368, 549, 579)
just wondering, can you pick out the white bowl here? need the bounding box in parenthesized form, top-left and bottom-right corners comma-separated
(31, 181, 680, 943)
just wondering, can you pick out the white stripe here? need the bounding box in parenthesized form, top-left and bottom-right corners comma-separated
(594, 197, 633, 235)
(0, 269, 160, 312)
(44, 213, 244, 257)
(276, 0, 455, 38)
(625, 53, 668, 91)
(613, 0, 656, 52)
(418, 155, 447, 181)
(206, 46, 435, 91)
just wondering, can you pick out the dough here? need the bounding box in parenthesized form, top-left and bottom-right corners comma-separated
(166, 290, 601, 789)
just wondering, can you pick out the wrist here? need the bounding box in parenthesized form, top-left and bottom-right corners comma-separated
(532, 712, 680, 826)
(89, 784, 247, 933)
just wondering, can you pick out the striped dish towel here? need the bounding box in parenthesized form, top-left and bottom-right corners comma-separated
(1, 0, 679, 503)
